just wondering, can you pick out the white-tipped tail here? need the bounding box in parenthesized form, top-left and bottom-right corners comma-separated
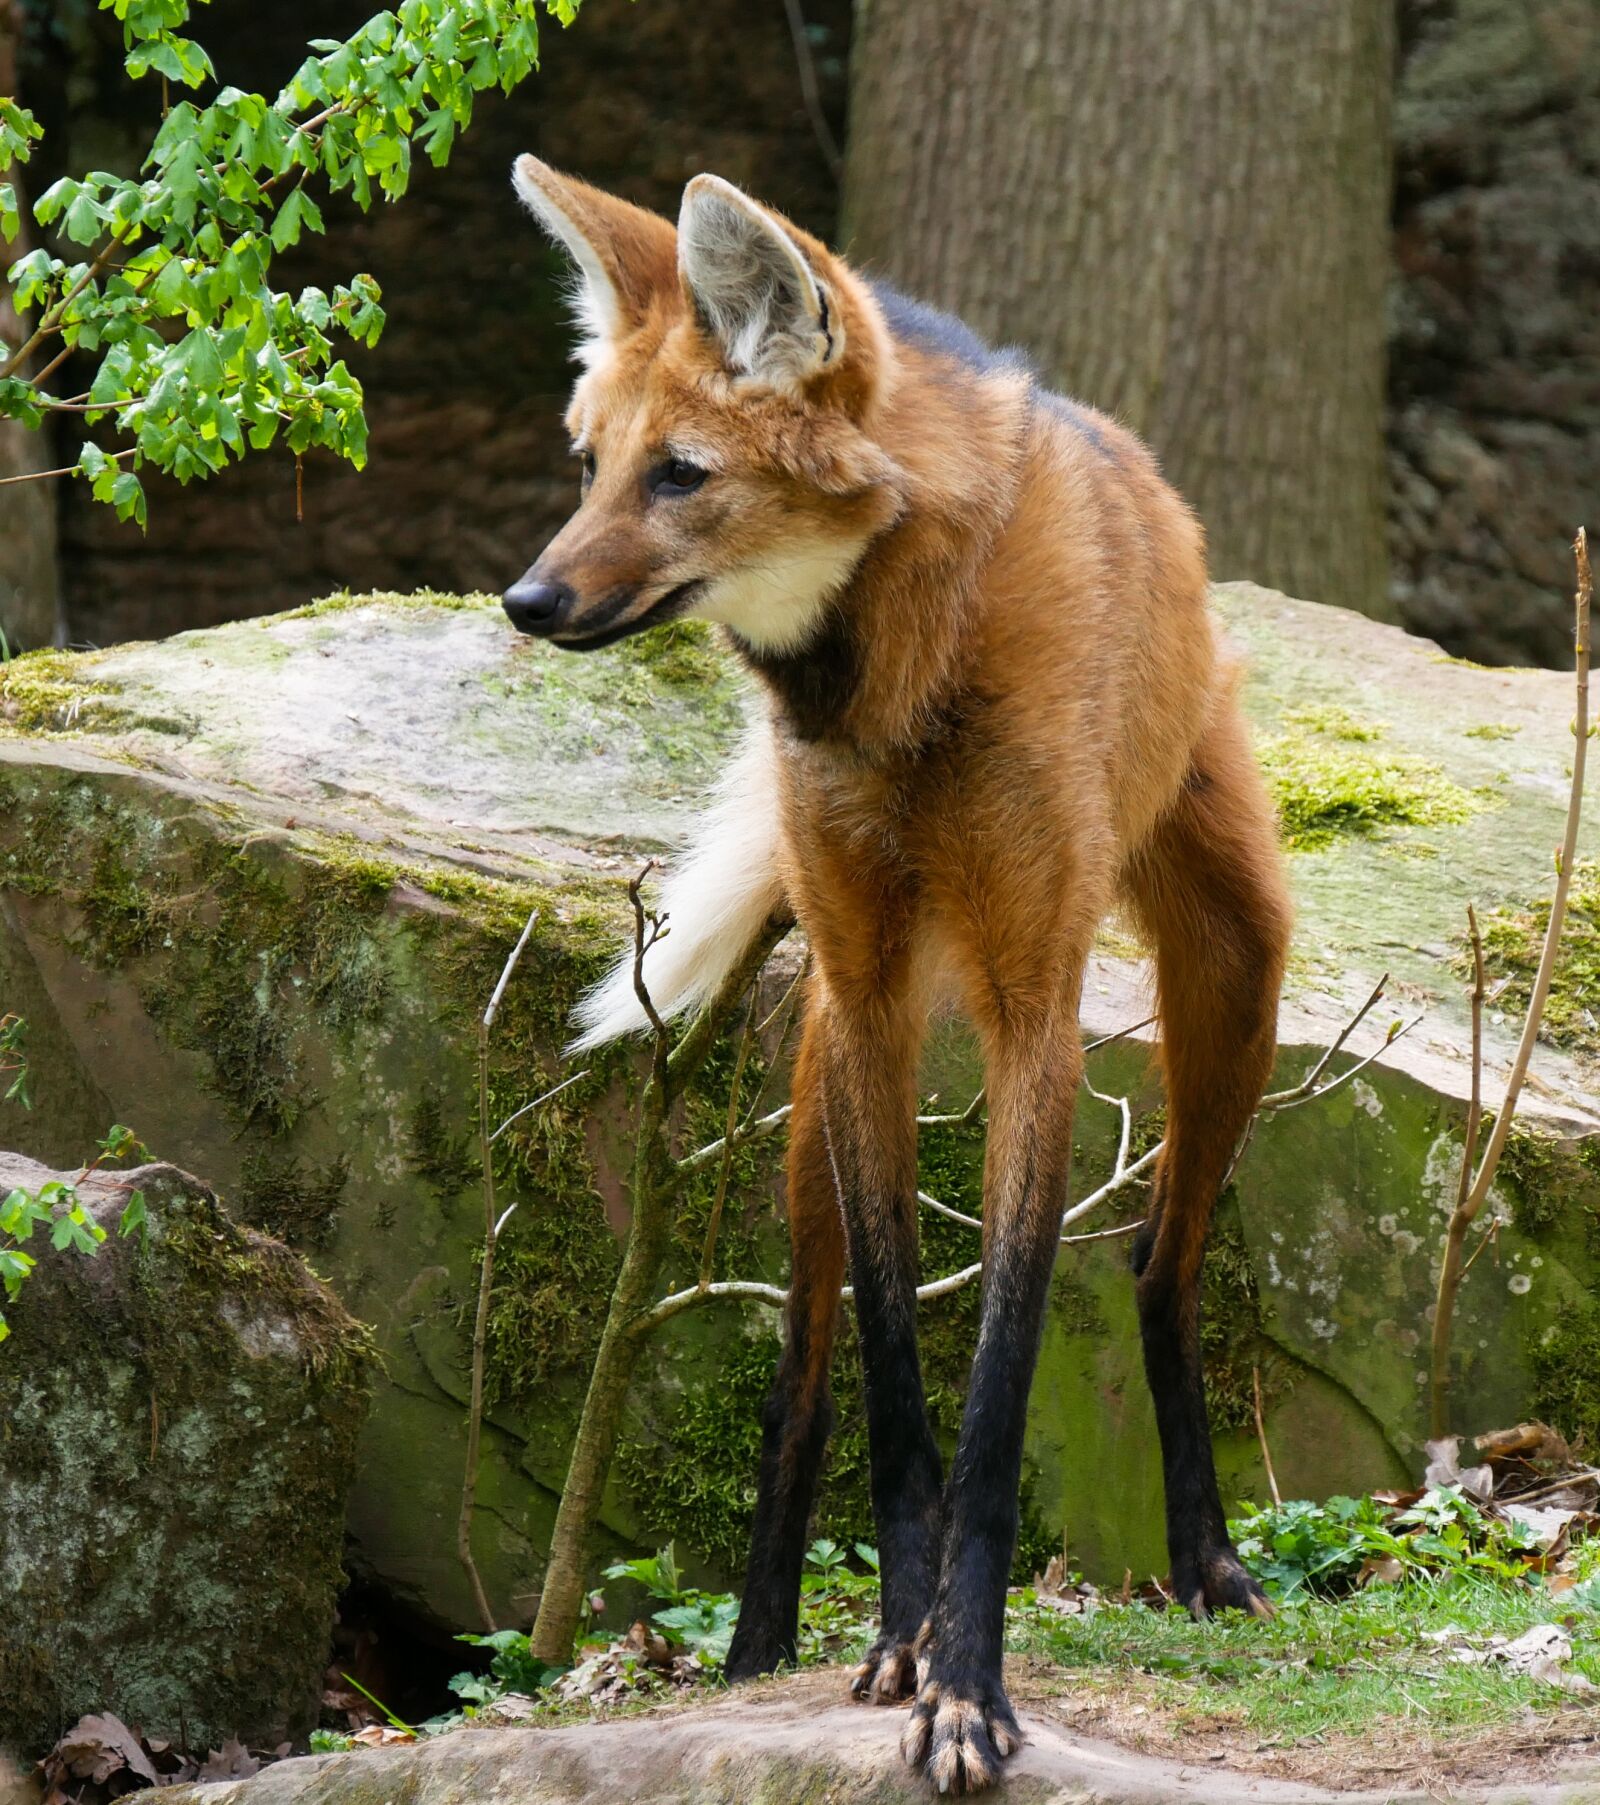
(567, 728, 786, 1054)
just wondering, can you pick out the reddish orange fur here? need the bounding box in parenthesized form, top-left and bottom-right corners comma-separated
(511, 160, 1294, 1790)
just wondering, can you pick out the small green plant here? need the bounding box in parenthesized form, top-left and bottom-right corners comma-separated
(797, 1538, 881, 1662)
(444, 1535, 885, 1713)
(307, 1729, 355, 1754)
(2, 1020, 149, 1339)
(1, 1012, 27, 1105)
(604, 1542, 743, 1664)
(449, 1627, 560, 1705)
(1230, 1487, 1544, 1602)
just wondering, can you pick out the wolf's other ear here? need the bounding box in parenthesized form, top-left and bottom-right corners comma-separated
(678, 174, 841, 389)
(512, 155, 677, 363)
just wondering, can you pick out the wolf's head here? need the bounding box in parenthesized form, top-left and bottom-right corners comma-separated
(502, 159, 902, 654)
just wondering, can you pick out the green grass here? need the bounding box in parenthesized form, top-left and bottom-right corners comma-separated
(1006, 1576, 1600, 1744)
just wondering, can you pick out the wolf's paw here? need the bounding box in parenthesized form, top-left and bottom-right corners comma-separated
(849, 1632, 917, 1705)
(900, 1662, 1022, 1795)
(1175, 1544, 1274, 1621)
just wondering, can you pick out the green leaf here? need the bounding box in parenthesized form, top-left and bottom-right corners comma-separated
(110, 470, 148, 527)
(0, 377, 44, 430)
(148, 252, 193, 317)
(33, 176, 80, 227)
(270, 185, 325, 252)
(173, 326, 225, 391)
(118, 1189, 149, 1239)
(77, 440, 111, 482)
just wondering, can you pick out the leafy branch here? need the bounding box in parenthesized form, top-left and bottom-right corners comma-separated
(1, 0, 581, 524)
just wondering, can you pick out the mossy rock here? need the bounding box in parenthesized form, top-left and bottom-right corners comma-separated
(1, 586, 1596, 1625)
(0, 1155, 374, 1757)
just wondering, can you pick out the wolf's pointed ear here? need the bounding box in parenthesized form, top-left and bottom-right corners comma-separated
(677, 174, 841, 389)
(512, 155, 677, 362)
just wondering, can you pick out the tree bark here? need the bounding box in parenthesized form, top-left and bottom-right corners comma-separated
(0, 0, 60, 651)
(526, 912, 792, 1668)
(843, 0, 1395, 619)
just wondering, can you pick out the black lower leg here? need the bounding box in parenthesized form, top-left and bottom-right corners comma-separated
(1134, 1225, 1267, 1617)
(848, 1253, 944, 1688)
(902, 1184, 1064, 1787)
(725, 1324, 835, 1678)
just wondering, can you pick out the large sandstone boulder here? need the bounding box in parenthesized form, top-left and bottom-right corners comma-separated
(152, 1670, 1600, 1805)
(0, 1156, 373, 1756)
(1, 585, 1595, 1632)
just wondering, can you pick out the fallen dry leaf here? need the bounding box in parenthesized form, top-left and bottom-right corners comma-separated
(39, 1713, 161, 1802)
(1476, 1423, 1573, 1468)
(1424, 1436, 1495, 1501)
(349, 1725, 416, 1747)
(196, 1739, 261, 1782)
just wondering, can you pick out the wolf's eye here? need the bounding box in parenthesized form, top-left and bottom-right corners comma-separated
(578, 449, 596, 488)
(653, 457, 707, 497)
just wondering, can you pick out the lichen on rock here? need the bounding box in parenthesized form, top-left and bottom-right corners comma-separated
(0, 1155, 374, 1756)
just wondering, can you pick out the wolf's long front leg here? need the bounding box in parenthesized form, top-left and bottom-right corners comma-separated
(807, 992, 945, 1707)
(901, 1012, 1081, 1794)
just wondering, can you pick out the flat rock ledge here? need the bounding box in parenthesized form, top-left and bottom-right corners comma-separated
(155, 1679, 1600, 1805)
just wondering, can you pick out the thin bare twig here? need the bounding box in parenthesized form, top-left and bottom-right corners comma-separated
(459, 908, 539, 1633)
(490, 1068, 590, 1145)
(916, 1088, 987, 1129)
(1083, 1013, 1157, 1053)
(1259, 974, 1389, 1106)
(781, 0, 842, 181)
(1459, 1213, 1501, 1280)
(0, 444, 137, 487)
(1062, 1215, 1146, 1247)
(1459, 531, 1590, 1220)
(1259, 1013, 1422, 1113)
(1431, 528, 1590, 1435)
(676, 1103, 792, 1177)
(698, 986, 760, 1289)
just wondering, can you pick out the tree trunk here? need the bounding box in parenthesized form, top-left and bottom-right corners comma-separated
(527, 1127, 675, 1668)
(843, 0, 1395, 619)
(0, 0, 61, 651)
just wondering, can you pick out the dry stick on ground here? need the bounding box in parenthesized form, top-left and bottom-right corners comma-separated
(528, 869, 792, 1668)
(1430, 528, 1592, 1437)
(458, 906, 539, 1632)
(1253, 1364, 1283, 1508)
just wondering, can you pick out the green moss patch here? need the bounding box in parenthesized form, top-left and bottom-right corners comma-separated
(615, 619, 728, 689)
(273, 586, 500, 623)
(1475, 859, 1600, 1057)
(1261, 725, 1479, 852)
(0, 649, 124, 737)
(1529, 1297, 1600, 1454)
(1279, 704, 1385, 742)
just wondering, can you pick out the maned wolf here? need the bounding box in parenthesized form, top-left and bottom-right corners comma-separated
(503, 157, 1291, 1794)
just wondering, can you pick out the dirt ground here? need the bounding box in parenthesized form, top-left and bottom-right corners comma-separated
(1009, 1657, 1600, 1795)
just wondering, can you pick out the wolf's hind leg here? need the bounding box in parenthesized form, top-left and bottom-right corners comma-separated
(1123, 711, 1291, 1618)
(725, 1024, 846, 1679)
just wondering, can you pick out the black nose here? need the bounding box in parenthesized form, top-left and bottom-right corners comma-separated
(502, 578, 572, 635)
